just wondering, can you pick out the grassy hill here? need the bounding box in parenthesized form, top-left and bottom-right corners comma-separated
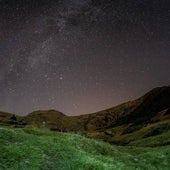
(21, 85, 170, 146)
(0, 127, 170, 170)
(1, 85, 170, 146)
(0, 86, 170, 169)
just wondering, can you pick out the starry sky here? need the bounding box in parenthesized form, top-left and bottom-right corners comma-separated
(0, 0, 170, 115)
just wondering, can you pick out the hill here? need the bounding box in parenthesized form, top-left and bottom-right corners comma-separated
(0, 85, 170, 146)
(0, 128, 169, 170)
(84, 86, 170, 146)
(0, 111, 23, 127)
(23, 85, 170, 146)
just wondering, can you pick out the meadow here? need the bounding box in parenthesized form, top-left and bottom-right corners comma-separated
(0, 127, 169, 170)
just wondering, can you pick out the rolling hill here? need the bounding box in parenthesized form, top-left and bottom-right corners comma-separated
(0, 128, 169, 170)
(0, 85, 170, 170)
(0, 85, 170, 146)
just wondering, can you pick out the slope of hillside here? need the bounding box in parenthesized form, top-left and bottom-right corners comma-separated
(0, 111, 16, 120)
(25, 110, 66, 128)
(0, 128, 169, 170)
(0, 85, 170, 146)
(85, 86, 170, 145)
(19, 85, 170, 146)
(0, 112, 23, 127)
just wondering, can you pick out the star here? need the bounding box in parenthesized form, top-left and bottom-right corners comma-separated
(0, 0, 169, 115)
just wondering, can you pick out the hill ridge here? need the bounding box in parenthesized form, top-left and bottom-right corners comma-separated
(0, 85, 170, 146)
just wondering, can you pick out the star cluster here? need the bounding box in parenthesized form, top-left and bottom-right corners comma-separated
(0, 0, 170, 115)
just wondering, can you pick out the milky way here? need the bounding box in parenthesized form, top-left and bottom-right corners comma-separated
(0, 0, 170, 115)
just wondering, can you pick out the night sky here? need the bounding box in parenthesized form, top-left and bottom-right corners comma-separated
(0, 0, 170, 115)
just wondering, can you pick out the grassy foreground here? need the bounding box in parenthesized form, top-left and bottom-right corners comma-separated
(0, 128, 169, 170)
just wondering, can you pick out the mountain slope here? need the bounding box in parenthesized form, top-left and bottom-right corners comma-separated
(0, 128, 169, 170)
(84, 86, 170, 145)
(0, 85, 170, 146)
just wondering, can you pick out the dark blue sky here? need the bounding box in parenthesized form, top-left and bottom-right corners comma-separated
(0, 0, 170, 115)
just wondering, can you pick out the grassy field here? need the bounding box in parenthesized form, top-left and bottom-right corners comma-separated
(0, 127, 169, 170)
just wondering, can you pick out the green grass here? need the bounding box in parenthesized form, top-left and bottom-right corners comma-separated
(0, 127, 169, 170)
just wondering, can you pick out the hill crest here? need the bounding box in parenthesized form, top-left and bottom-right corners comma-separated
(0, 85, 170, 146)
